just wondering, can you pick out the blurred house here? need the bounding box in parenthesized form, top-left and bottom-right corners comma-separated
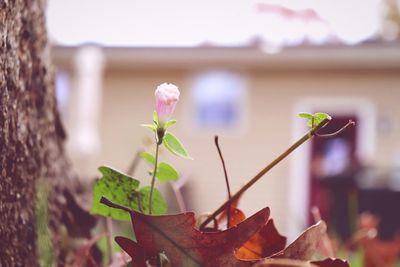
(48, 1, 400, 241)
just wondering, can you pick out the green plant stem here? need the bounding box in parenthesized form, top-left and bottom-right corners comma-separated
(149, 143, 160, 214)
(199, 118, 331, 229)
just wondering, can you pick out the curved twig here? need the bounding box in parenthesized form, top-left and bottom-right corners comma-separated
(315, 120, 355, 139)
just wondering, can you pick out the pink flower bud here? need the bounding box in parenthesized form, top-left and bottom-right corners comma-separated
(155, 83, 180, 124)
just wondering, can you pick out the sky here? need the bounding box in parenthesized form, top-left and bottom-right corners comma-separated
(47, 0, 384, 47)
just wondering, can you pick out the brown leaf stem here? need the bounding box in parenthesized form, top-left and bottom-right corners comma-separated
(214, 135, 232, 229)
(199, 118, 332, 229)
(100, 196, 133, 213)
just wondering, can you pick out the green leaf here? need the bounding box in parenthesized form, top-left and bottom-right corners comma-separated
(163, 119, 177, 129)
(298, 112, 313, 119)
(156, 162, 179, 182)
(153, 110, 159, 125)
(141, 151, 155, 164)
(313, 112, 331, 127)
(163, 132, 192, 159)
(140, 123, 157, 132)
(91, 166, 141, 220)
(142, 151, 178, 181)
(298, 112, 331, 127)
(139, 186, 167, 215)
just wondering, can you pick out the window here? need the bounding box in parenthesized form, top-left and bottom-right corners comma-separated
(192, 71, 246, 130)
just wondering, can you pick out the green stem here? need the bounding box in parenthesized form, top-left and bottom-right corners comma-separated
(199, 118, 331, 229)
(149, 143, 160, 214)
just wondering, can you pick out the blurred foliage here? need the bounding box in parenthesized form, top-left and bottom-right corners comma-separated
(35, 178, 55, 267)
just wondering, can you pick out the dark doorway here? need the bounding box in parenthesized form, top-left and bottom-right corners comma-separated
(308, 115, 358, 240)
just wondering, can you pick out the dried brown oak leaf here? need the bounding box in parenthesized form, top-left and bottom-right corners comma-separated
(236, 219, 287, 260)
(311, 258, 350, 267)
(253, 258, 318, 267)
(217, 197, 246, 229)
(215, 198, 287, 260)
(227, 204, 346, 267)
(253, 257, 349, 267)
(101, 197, 269, 267)
(272, 220, 327, 261)
(256, 221, 349, 267)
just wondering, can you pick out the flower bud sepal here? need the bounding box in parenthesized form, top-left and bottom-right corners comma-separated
(156, 128, 165, 145)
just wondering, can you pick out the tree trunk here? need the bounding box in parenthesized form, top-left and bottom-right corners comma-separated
(0, 1, 94, 266)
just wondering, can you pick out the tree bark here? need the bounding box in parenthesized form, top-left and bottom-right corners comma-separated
(0, 1, 94, 266)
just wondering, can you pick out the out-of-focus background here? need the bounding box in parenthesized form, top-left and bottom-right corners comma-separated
(48, 0, 400, 242)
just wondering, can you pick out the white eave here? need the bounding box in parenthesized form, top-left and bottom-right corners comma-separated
(51, 43, 400, 72)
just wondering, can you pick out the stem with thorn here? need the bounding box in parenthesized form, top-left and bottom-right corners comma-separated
(214, 136, 232, 228)
(200, 118, 350, 229)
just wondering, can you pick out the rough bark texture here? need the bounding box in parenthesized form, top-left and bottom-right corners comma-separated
(0, 0, 94, 266)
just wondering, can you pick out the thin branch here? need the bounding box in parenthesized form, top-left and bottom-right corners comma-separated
(126, 149, 143, 176)
(101, 197, 132, 213)
(214, 136, 231, 198)
(170, 175, 188, 213)
(214, 136, 232, 229)
(199, 118, 331, 229)
(315, 120, 355, 138)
